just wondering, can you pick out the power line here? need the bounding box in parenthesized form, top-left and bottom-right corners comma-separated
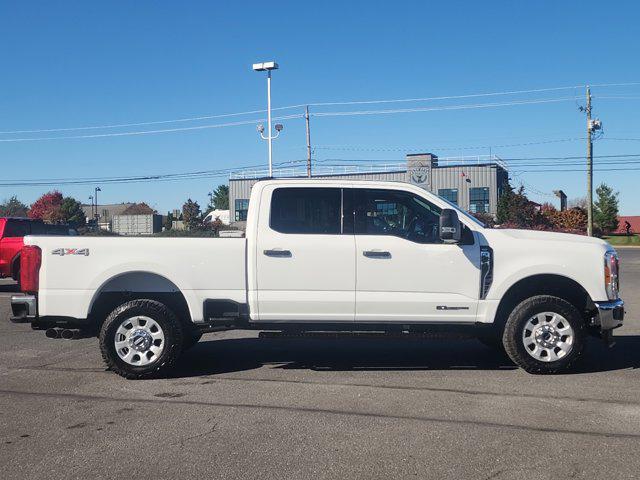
(0, 114, 304, 143)
(315, 137, 586, 152)
(311, 97, 581, 118)
(305, 85, 586, 107)
(594, 96, 640, 100)
(588, 81, 640, 88)
(0, 98, 580, 143)
(313, 153, 640, 163)
(0, 158, 308, 187)
(0, 106, 306, 135)
(2, 81, 637, 136)
(515, 167, 640, 173)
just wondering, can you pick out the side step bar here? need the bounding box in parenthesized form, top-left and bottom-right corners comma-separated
(258, 330, 476, 340)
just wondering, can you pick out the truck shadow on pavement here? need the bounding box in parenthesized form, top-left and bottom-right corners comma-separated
(170, 335, 640, 377)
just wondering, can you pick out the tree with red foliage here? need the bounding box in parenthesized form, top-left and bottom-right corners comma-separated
(29, 191, 65, 223)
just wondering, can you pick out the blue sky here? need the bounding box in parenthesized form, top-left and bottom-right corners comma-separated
(1, 1, 639, 214)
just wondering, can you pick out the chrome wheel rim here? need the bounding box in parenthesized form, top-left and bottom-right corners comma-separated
(522, 311, 574, 362)
(115, 316, 165, 366)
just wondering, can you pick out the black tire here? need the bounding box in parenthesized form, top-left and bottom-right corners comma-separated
(99, 299, 184, 379)
(183, 331, 203, 351)
(502, 295, 586, 374)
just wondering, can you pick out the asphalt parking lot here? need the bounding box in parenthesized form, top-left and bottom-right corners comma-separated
(1, 249, 639, 480)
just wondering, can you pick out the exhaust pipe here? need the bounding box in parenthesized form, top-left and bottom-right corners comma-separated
(61, 329, 76, 340)
(45, 328, 60, 339)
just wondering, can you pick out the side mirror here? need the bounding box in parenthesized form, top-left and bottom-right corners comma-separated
(439, 208, 461, 244)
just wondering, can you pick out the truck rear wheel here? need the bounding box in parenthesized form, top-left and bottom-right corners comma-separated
(502, 295, 585, 374)
(99, 299, 184, 379)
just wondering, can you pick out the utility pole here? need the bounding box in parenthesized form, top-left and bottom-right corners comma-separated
(586, 85, 593, 237)
(305, 106, 312, 177)
(94, 186, 101, 226)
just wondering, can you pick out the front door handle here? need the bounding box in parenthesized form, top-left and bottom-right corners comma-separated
(264, 248, 292, 258)
(363, 250, 391, 259)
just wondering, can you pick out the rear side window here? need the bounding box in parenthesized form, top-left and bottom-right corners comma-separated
(270, 188, 341, 234)
(31, 223, 71, 235)
(3, 220, 31, 237)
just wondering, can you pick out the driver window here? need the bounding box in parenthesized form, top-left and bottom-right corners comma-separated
(353, 189, 442, 244)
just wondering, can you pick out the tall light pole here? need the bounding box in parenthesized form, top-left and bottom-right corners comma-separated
(253, 61, 280, 177)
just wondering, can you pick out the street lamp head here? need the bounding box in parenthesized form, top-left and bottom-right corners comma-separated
(274, 124, 283, 132)
(256, 124, 265, 133)
(252, 61, 278, 72)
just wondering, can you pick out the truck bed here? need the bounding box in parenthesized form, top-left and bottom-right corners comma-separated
(25, 236, 247, 322)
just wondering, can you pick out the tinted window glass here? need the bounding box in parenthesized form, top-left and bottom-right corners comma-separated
(270, 188, 341, 234)
(354, 189, 442, 244)
(4, 220, 31, 237)
(31, 223, 71, 235)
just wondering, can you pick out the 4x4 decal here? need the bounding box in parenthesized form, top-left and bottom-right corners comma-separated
(51, 248, 90, 256)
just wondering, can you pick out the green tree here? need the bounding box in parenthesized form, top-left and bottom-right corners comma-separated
(0, 195, 29, 217)
(496, 182, 538, 227)
(496, 181, 516, 224)
(593, 183, 619, 234)
(206, 184, 229, 212)
(164, 211, 174, 230)
(182, 199, 201, 230)
(60, 197, 86, 227)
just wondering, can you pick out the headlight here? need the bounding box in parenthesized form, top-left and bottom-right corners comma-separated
(604, 251, 620, 300)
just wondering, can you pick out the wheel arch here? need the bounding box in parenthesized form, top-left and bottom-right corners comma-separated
(88, 271, 193, 330)
(493, 273, 595, 328)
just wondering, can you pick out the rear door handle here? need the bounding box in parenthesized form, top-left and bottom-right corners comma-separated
(263, 249, 292, 258)
(363, 250, 391, 259)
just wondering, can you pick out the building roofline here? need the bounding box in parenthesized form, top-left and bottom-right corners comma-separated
(229, 162, 506, 182)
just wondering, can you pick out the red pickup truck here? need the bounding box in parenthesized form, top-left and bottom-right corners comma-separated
(0, 218, 75, 281)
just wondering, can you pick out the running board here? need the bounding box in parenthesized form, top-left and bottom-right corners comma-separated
(258, 330, 476, 340)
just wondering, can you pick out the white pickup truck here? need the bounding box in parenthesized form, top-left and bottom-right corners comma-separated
(10, 179, 624, 378)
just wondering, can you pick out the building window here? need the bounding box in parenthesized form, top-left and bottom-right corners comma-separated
(235, 199, 249, 221)
(469, 187, 490, 213)
(376, 202, 398, 216)
(270, 188, 341, 234)
(438, 188, 458, 205)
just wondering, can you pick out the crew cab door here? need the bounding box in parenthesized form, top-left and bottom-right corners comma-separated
(255, 186, 355, 322)
(352, 187, 480, 322)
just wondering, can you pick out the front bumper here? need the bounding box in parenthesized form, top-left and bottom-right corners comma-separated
(10, 294, 37, 323)
(593, 298, 624, 331)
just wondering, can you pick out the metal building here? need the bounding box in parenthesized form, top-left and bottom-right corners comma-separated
(112, 214, 163, 236)
(229, 153, 508, 224)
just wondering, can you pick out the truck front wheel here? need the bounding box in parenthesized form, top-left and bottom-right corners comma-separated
(502, 295, 586, 374)
(99, 299, 184, 379)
